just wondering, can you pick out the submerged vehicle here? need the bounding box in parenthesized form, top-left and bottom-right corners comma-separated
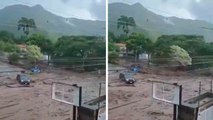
(130, 64, 142, 73)
(119, 71, 136, 84)
(16, 74, 31, 85)
(31, 66, 41, 73)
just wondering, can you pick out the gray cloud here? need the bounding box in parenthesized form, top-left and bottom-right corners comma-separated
(90, 0, 106, 20)
(189, 0, 213, 23)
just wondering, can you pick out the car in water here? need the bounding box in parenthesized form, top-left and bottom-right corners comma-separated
(31, 66, 41, 73)
(130, 64, 142, 73)
(16, 74, 31, 85)
(119, 71, 136, 84)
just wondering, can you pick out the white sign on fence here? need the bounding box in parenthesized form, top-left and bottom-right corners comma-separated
(152, 81, 181, 105)
(52, 82, 80, 106)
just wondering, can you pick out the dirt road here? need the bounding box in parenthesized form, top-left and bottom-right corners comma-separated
(108, 70, 213, 120)
(0, 62, 105, 120)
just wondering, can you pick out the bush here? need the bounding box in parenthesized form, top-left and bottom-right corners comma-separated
(8, 52, 20, 64)
(109, 51, 119, 64)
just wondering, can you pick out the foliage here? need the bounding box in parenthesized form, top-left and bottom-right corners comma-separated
(117, 15, 136, 35)
(109, 31, 116, 42)
(54, 36, 105, 58)
(169, 45, 192, 66)
(26, 45, 43, 62)
(15, 36, 28, 44)
(126, 33, 153, 56)
(197, 42, 213, 56)
(153, 35, 205, 57)
(53, 36, 105, 71)
(0, 41, 19, 53)
(26, 34, 54, 55)
(109, 51, 119, 64)
(0, 31, 15, 43)
(8, 52, 20, 64)
(108, 42, 119, 63)
(18, 17, 36, 35)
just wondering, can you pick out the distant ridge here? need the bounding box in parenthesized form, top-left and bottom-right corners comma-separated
(109, 2, 213, 42)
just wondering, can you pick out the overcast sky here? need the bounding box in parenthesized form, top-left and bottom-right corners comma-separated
(0, 0, 106, 20)
(109, 0, 213, 23)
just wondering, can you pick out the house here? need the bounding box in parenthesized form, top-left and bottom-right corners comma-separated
(115, 43, 127, 57)
(16, 44, 27, 52)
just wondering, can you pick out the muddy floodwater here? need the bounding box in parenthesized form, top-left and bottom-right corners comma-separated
(0, 62, 105, 120)
(108, 70, 212, 120)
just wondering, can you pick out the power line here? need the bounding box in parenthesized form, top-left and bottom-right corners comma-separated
(109, 19, 207, 35)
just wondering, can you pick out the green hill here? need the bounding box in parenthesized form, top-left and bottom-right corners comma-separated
(0, 4, 105, 40)
(109, 2, 213, 42)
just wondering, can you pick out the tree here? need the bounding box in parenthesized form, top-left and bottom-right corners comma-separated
(8, 52, 20, 64)
(126, 33, 153, 61)
(0, 41, 19, 53)
(153, 35, 205, 57)
(169, 45, 192, 66)
(54, 36, 105, 58)
(18, 17, 36, 35)
(15, 35, 28, 44)
(0, 31, 15, 43)
(26, 45, 43, 64)
(117, 15, 136, 35)
(53, 36, 105, 71)
(198, 42, 213, 56)
(109, 51, 119, 64)
(108, 42, 119, 63)
(26, 34, 54, 55)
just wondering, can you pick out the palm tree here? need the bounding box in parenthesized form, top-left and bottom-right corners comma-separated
(18, 17, 36, 36)
(117, 15, 136, 35)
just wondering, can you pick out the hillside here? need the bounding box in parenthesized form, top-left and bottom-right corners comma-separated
(0, 4, 105, 40)
(109, 2, 213, 42)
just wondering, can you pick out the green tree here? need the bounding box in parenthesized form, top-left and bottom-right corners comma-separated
(26, 34, 54, 55)
(108, 42, 119, 63)
(154, 35, 205, 57)
(109, 51, 119, 64)
(15, 35, 28, 44)
(117, 16, 136, 35)
(18, 17, 36, 35)
(198, 42, 213, 56)
(54, 36, 105, 58)
(0, 41, 19, 53)
(126, 33, 153, 61)
(8, 52, 20, 64)
(0, 31, 15, 43)
(53, 36, 105, 71)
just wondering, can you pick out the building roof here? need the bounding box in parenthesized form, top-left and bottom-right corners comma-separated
(115, 43, 126, 47)
(16, 44, 27, 48)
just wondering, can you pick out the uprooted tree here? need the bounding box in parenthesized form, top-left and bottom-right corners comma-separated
(26, 45, 43, 65)
(169, 45, 192, 67)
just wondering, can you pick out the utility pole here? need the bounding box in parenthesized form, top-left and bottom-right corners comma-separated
(80, 49, 85, 71)
(135, 50, 137, 64)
